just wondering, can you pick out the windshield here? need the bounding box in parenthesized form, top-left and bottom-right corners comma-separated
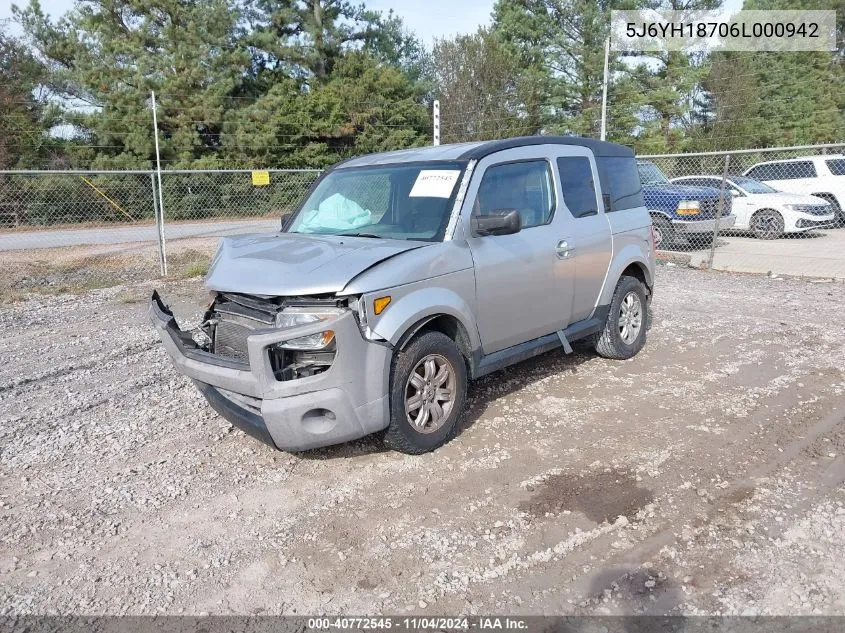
(287, 161, 465, 241)
(731, 176, 778, 194)
(637, 162, 669, 186)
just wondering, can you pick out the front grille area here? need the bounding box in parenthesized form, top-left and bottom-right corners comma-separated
(797, 218, 834, 228)
(210, 293, 281, 362)
(700, 199, 717, 217)
(698, 196, 731, 219)
(802, 204, 832, 216)
(205, 293, 342, 380)
(214, 318, 254, 361)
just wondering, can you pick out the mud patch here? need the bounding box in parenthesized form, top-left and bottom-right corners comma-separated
(721, 485, 756, 507)
(520, 469, 653, 524)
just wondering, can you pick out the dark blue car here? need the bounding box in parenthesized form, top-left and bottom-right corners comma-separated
(637, 161, 736, 249)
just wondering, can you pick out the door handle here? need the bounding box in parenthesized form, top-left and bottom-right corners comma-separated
(555, 239, 571, 259)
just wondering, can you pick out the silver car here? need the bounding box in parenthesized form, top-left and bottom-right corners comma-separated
(150, 136, 655, 454)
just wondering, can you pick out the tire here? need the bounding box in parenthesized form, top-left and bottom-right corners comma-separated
(593, 276, 648, 360)
(651, 215, 674, 249)
(750, 209, 784, 240)
(813, 194, 843, 227)
(384, 331, 467, 455)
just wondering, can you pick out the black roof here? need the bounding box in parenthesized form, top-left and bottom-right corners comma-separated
(458, 136, 635, 160)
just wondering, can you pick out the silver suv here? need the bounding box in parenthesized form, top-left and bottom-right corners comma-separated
(150, 137, 655, 454)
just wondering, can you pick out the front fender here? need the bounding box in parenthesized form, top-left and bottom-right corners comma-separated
(366, 270, 480, 352)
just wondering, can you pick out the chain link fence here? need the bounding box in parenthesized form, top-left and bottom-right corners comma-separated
(0, 170, 160, 231)
(3, 146, 845, 282)
(641, 143, 845, 278)
(0, 168, 321, 277)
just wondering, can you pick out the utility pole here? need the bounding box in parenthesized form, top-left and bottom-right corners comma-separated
(433, 100, 441, 147)
(600, 37, 610, 141)
(151, 91, 168, 276)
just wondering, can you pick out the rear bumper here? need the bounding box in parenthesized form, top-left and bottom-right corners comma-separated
(149, 292, 391, 452)
(672, 214, 737, 234)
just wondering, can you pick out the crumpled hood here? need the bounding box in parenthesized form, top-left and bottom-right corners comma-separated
(204, 232, 430, 296)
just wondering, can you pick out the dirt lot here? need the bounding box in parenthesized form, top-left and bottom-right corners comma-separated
(1, 265, 844, 616)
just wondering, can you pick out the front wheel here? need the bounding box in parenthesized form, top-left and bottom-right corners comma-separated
(384, 331, 467, 454)
(593, 276, 648, 360)
(750, 209, 784, 240)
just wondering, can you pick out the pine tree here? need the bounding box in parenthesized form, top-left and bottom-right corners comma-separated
(15, 0, 250, 168)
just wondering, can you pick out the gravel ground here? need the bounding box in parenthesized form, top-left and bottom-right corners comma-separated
(1, 265, 844, 616)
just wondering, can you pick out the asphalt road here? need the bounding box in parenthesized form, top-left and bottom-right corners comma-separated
(685, 228, 845, 278)
(0, 219, 279, 251)
(3, 219, 845, 280)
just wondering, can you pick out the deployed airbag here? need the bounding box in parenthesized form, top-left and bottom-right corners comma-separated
(296, 193, 372, 233)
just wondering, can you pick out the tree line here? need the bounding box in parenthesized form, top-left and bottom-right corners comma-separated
(2, 0, 845, 171)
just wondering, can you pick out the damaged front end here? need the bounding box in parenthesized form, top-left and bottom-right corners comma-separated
(149, 289, 391, 452)
(200, 291, 347, 382)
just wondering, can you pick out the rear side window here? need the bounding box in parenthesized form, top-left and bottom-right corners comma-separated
(476, 160, 555, 229)
(556, 157, 598, 218)
(697, 178, 724, 189)
(745, 163, 779, 181)
(826, 159, 845, 176)
(675, 177, 712, 187)
(781, 161, 817, 179)
(748, 161, 816, 180)
(599, 157, 645, 212)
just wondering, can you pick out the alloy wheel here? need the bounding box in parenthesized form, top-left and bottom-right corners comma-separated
(404, 354, 456, 434)
(619, 291, 643, 345)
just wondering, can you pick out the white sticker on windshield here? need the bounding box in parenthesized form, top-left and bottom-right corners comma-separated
(409, 170, 461, 198)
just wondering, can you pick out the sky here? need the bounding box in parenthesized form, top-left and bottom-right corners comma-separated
(367, 0, 496, 44)
(0, 0, 498, 42)
(1, 0, 750, 45)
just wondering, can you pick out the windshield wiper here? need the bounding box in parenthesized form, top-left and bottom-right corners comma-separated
(337, 232, 383, 239)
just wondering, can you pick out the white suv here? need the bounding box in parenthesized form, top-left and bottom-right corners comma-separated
(744, 155, 845, 227)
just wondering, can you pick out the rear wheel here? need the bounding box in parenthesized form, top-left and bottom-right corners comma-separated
(750, 209, 784, 240)
(384, 331, 467, 454)
(593, 275, 648, 360)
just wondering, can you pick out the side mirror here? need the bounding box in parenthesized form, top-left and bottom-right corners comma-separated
(472, 209, 522, 237)
(280, 213, 292, 230)
(730, 189, 741, 197)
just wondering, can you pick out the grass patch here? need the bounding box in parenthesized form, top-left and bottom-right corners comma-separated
(181, 259, 210, 279)
(0, 241, 215, 303)
(116, 289, 147, 303)
(169, 249, 212, 279)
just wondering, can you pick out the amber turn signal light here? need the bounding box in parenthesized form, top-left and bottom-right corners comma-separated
(373, 296, 391, 315)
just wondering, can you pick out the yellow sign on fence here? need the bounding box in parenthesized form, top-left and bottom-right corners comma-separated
(251, 170, 270, 186)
